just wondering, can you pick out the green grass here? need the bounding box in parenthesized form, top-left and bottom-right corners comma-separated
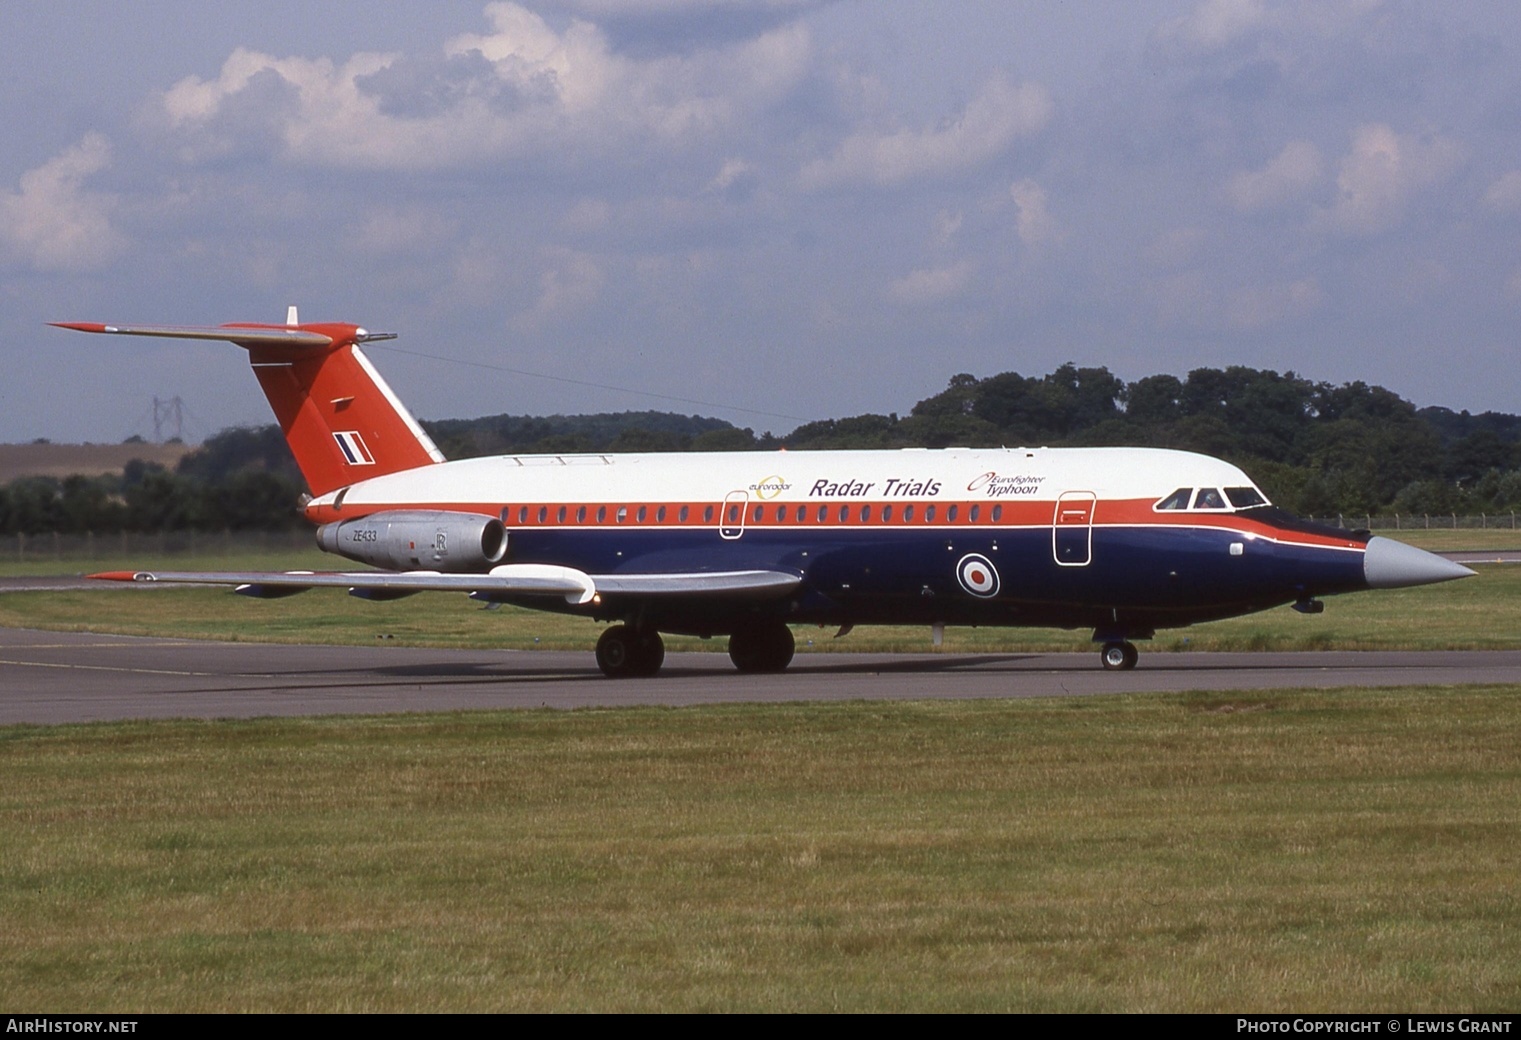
(3, 690, 1519, 1012)
(1377, 528, 1521, 551)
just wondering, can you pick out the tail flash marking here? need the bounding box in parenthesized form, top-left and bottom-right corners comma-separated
(333, 431, 376, 466)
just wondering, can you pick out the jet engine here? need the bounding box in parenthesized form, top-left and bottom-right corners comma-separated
(316, 510, 508, 571)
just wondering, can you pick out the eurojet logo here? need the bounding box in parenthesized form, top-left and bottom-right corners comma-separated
(333, 431, 376, 466)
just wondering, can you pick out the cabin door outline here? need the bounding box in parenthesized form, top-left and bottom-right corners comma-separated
(719, 490, 749, 540)
(1053, 491, 1096, 567)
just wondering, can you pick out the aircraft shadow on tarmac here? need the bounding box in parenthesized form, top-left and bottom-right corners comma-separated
(363, 653, 1047, 683)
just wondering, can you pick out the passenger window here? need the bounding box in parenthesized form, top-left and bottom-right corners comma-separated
(655, 506, 665, 523)
(924, 505, 935, 522)
(557, 506, 566, 524)
(882, 505, 894, 522)
(537, 506, 547, 524)
(704, 505, 714, 523)
(517, 506, 528, 525)
(1193, 488, 1225, 510)
(753, 505, 764, 522)
(992, 505, 1003, 523)
(616, 506, 627, 523)
(969, 505, 981, 523)
(1156, 488, 1192, 511)
(838, 505, 849, 523)
(597, 506, 607, 523)
(817, 505, 828, 523)
(860, 505, 872, 522)
(576, 506, 586, 524)
(946, 505, 957, 522)
(904, 505, 915, 522)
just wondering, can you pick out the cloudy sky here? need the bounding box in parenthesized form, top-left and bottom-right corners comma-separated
(3, 1, 1519, 443)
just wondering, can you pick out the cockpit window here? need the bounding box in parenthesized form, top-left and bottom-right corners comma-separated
(1192, 488, 1226, 510)
(1156, 488, 1192, 511)
(1225, 486, 1267, 508)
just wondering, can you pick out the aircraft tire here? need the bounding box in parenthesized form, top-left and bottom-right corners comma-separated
(596, 625, 665, 678)
(728, 622, 795, 673)
(1100, 640, 1139, 671)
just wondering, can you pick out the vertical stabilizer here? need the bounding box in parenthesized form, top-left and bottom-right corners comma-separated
(247, 334, 445, 495)
(50, 317, 445, 496)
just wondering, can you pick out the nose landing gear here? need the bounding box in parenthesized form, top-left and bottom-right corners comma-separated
(1100, 640, 1139, 671)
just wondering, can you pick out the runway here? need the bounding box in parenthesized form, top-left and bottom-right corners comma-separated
(3, 626, 1519, 726)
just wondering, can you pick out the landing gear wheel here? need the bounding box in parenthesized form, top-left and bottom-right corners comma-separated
(596, 625, 665, 678)
(1100, 640, 1139, 671)
(728, 623, 795, 674)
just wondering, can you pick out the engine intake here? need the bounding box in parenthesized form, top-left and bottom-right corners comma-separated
(316, 510, 508, 572)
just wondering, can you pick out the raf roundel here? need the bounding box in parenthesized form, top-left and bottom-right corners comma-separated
(956, 553, 1000, 598)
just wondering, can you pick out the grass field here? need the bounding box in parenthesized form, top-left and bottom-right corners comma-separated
(4, 530, 1517, 1011)
(3, 689, 1518, 1012)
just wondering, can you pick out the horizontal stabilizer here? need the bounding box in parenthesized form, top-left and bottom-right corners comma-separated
(54, 316, 432, 496)
(50, 322, 398, 350)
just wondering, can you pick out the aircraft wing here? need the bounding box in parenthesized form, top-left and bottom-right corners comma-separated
(89, 565, 802, 605)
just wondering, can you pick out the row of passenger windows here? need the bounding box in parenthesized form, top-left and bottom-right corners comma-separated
(498, 502, 1008, 526)
(502, 504, 710, 526)
(1154, 486, 1268, 512)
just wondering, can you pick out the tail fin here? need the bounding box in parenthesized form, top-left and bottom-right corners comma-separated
(51, 314, 445, 496)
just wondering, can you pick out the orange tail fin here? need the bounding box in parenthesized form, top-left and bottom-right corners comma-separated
(51, 313, 444, 496)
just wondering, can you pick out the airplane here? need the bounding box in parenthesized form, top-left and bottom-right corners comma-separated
(53, 312, 1474, 677)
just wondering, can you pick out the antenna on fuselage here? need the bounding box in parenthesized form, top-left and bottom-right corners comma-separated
(286, 305, 299, 326)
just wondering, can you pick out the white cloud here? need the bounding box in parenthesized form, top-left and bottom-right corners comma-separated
(1225, 278, 1324, 329)
(1146, 228, 1208, 269)
(512, 247, 605, 330)
(1009, 178, 1062, 246)
(1157, 0, 1267, 50)
(888, 260, 975, 305)
(1225, 140, 1323, 211)
(932, 210, 962, 249)
(1507, 268, 1521, 302)
(1483, 170, 1521, 214)
(799, 76, 1052, 190)
(354, 208, 458, 254)
(0, 133, 124, 272)
(155, 2, 812, 172)
(1320, 123, 1463, 235)
(541, 0, 825, 19)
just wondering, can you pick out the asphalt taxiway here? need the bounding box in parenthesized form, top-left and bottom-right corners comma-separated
(3, 626, 1519, 726)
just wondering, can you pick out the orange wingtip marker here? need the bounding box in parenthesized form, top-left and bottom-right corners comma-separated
(87, 571, 141, 582)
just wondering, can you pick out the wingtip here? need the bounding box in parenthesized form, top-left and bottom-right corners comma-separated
(87, 570, 145, 582)
(50, 321, 108, 333)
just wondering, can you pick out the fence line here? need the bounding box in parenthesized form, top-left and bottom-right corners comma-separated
(9, 529, 315, 562)
(1305, 513, 1519, 531)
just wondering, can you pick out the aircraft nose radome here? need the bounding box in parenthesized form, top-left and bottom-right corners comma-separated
(1363, 536, 1476, 589)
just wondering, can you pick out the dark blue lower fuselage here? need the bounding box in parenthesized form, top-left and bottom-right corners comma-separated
(501, 511, 1368, 639)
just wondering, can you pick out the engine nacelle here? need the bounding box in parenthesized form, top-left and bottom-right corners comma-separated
(316, 510, 508, 572)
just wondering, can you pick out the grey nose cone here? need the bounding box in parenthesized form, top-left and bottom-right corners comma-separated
(1363, 536, 1476, 589)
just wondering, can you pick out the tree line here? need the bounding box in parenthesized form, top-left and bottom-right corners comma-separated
(3, 364, 1518, 535)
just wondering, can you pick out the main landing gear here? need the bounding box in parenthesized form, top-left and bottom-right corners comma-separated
(728, 622, 795, 674)
(1100, 640, 1139, 671)
(595, 625, 665, 678)
(595, 622, 797, 678)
